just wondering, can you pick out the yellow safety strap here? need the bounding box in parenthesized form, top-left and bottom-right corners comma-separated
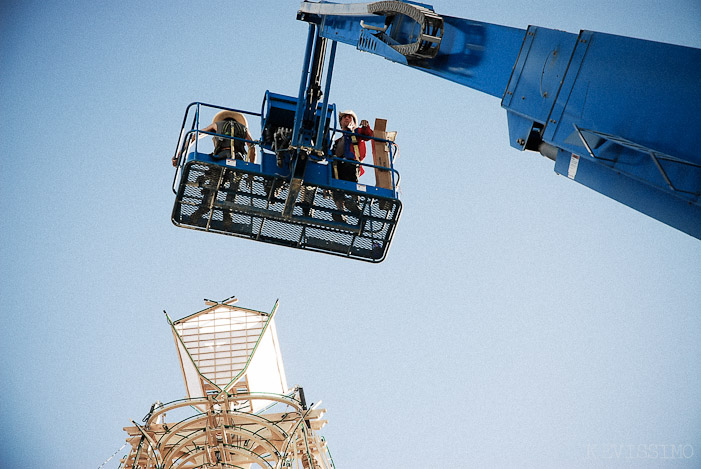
(351, 134, 361, 160)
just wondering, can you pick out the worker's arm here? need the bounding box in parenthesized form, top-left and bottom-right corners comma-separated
(172, 123, 218, 166)
(356, 121, 373, 141)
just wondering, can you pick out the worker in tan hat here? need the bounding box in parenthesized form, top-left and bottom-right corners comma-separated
(331, 110, 373, 221)
(203, 110, 256, 163)
(187, 110, 257, 228)
(172, 110, 256, 166)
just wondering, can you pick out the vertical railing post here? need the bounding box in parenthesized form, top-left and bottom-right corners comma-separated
(291, 24, 317, 148)
(390, 143, 397, 195)
(194, 103, 201, 155)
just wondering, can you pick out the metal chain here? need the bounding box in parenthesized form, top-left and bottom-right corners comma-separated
(97, 442, 129, 469)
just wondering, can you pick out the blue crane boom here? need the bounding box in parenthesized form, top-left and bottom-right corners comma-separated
(298, 0, 701, 240)
(171, 1, 699, 262)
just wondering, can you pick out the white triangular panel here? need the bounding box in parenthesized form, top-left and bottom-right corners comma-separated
(246, 317, 289, 411)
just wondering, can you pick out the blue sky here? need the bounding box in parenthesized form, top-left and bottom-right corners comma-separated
(1, 1, 700, 467)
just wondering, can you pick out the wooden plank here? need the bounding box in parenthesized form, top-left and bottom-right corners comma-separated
(372, 118, 393, 189)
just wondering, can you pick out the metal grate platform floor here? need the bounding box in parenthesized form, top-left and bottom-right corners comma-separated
(172, 162, 401, 261)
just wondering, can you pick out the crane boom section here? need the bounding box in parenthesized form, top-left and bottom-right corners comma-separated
(300, 1, 525, 97)
(298, 0, 701, 239)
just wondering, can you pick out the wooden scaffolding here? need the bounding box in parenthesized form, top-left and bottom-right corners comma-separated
(118, 297, 334, 469)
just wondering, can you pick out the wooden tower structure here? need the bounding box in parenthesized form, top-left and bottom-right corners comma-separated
(118, 297, 334, 468)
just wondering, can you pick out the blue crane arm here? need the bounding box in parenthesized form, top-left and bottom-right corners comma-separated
(298, 1, 701, 239)
(299, 1, 525, 97)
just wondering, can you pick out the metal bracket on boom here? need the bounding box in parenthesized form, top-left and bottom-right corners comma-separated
(299, 1, 443, 63)
(365, 1, 443, 60)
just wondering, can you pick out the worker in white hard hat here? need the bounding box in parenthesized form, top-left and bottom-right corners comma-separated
(331, 110, 373, 222)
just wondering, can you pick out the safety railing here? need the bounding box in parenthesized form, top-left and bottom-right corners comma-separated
(170, 101, 403, 262)
(172, 102, 262, 194)
(325, 125, 401, 195)
(173, 102, 400, 197)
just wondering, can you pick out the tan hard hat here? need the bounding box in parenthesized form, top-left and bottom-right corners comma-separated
(212, 110, 249, 128)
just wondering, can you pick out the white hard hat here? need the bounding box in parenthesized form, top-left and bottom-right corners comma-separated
(339, 109, 358, 126)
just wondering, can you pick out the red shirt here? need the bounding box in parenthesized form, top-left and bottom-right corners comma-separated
(339, 125, 373, 175)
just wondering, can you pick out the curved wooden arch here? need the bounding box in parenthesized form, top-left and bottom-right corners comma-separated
(166, 442, 275, 469)
(146, 392, 303, 427)
(160, 423, 282, 466)
(158, 409, 293, 450)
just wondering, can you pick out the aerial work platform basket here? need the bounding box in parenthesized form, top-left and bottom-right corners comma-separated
(171, 94, 402, 262)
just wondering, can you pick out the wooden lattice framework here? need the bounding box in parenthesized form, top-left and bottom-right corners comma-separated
(118, 298, 334, 469)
